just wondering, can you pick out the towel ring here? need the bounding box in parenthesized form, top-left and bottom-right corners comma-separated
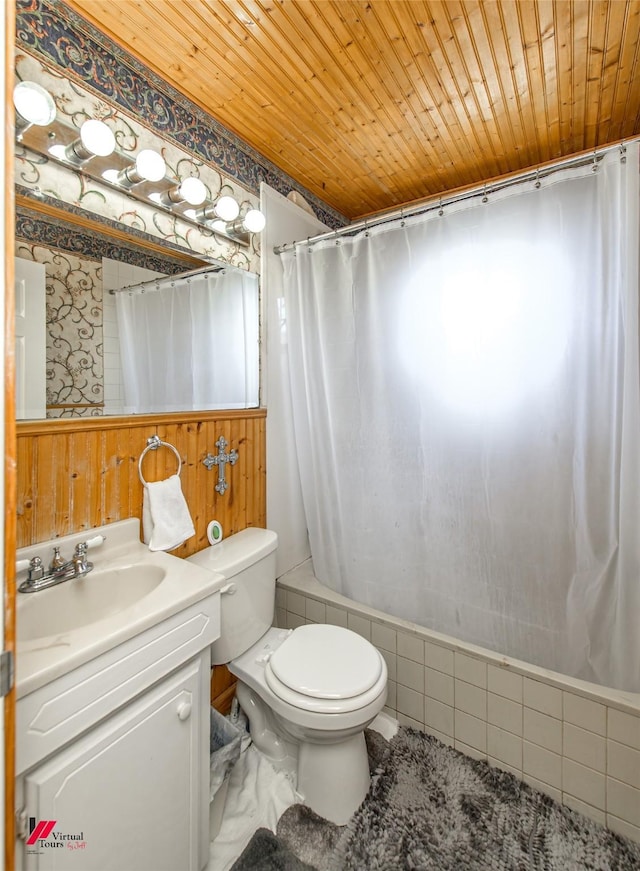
(138, 435, 182, 486)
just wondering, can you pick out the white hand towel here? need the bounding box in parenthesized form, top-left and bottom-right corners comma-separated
(142, 474, 195, 552)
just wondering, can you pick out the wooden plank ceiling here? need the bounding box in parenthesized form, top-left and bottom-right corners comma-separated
(65, 0, 640, 221)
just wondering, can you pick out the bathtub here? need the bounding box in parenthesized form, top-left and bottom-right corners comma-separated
(276, 559, 640, 844)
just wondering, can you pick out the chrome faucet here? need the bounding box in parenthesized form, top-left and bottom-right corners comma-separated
(18, 537, 103, 594)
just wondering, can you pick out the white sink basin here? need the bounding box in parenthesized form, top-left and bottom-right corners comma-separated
(16, 518, 225, 697)
(18, 564, 167, 642)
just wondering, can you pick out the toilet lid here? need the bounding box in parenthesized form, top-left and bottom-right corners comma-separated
(268, 624, 383, 700)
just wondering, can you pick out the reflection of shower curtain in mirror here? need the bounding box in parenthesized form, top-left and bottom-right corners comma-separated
(115, 269, 259, 412)
(281, 144, 640, 693)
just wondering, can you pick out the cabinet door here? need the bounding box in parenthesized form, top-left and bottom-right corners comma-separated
(21, 656, 207, 871)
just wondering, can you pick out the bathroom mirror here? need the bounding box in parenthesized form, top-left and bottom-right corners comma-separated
(14, 198, 260, 420)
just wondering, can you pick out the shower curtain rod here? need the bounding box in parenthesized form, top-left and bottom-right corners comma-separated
(108, 262, 225, 295)
(273, 139, 636, 255)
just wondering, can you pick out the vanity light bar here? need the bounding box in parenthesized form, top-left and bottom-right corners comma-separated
(13, 81, 265, 246)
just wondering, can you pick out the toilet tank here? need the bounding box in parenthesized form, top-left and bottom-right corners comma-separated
(186, 528, 278, 664)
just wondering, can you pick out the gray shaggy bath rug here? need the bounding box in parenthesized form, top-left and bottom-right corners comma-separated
(236, 727, 640, 870)
(330, 727, 640, 870)
(230, 826, 317, 870)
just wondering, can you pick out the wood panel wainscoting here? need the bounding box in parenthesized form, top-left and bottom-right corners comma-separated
(16, 408, 266, 711)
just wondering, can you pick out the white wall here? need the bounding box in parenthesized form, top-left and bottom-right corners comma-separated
(260, 183, 329, 577)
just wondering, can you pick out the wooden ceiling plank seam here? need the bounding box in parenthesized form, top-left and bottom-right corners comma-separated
(452, 3, 508, 138)
(423, 0, 506, 178)
(521, 0, 555, 163)
(294, 1, 429, 183)
(583, 0, 610, 149)
(552, 0, 575, 155)
(455, 1, 518, 178)
(233, 0, 408, 185)
(602, 0, 636, 142)
(497, 0, 544, 168)
(412, 0, 495, 177)
(539, 0, 566, 155)
(534, 0, 563, 158)
(470, 1, 528, 174)
(594, 0, 626, 142)
(351, 4, 453, 159)
(370, 0, 481, 172)
(514, 0, 552, 164)
(197, 0, 318, 81)
(569, 0, 591, 153)
(446, 0, 518, 174)
(620, 6, 640, 140)
(159, 1, 354, 134)
(341, 1, 474, 191)
(214, 0, 376, 123)
(497, 1, 545, 168)
(603, 1, 640, 142)
(380, 1, 486, 190)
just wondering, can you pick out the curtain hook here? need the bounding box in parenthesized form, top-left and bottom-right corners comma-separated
(364, 218, 370, 238)
(592, 150, 599, 172)
(482, 185, 488, 203)
(438, 197, 444, 217)
(535, 169, 541, 189)
(400, 207, 405, 228)
(620, 141, 627, 164)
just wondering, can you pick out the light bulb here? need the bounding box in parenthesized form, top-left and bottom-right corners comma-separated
(80, 119, 115, 157)
(13, 81, 56, 127)
(114, 149, 166, 187)
(135, 149, 166, 182)
(179, 177, 207, 205)
(243, 208, 266, 233)
(214, 195, 240, 221)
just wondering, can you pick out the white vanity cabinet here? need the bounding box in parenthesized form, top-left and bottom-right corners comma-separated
(16, 588, 221, 871)
(20, 654, 207, 871)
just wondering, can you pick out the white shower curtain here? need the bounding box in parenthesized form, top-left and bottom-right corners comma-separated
(281, 144, 640, 692)
(115, 268, 259, 412)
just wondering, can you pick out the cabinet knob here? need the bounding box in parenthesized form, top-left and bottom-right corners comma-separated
(177, 701, 192, 721)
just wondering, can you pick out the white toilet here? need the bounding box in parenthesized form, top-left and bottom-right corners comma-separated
(187, 528, 387, 825)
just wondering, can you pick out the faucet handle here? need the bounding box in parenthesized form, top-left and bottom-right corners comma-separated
(50, 547, 65, 571)
(27, 556, 45, 582)
(72, 541, 94, 576)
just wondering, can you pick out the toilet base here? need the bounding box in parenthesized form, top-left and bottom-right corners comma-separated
(297, 731, 370, 825)
(235, 682, 371, 825)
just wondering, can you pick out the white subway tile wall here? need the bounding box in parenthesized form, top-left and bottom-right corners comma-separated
(277, 572, 640, 841)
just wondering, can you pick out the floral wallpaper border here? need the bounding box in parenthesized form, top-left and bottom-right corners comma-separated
(16, 0, 347, 231)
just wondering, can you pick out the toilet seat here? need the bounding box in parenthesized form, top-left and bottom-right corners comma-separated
(264, 624, 386, 714)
